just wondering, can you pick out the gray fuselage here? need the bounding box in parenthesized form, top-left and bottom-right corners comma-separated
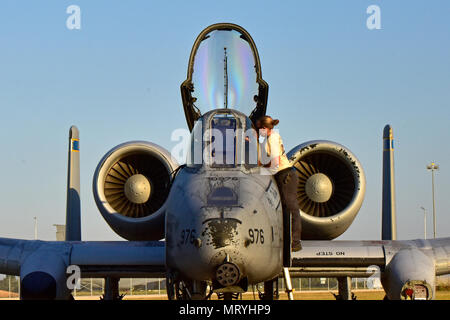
(165, 165, 284, 285)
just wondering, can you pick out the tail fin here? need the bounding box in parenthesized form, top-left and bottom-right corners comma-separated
(65, 126, 81, 241)
(382, 124, 397, 240)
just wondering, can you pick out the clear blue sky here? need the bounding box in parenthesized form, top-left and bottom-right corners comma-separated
(0, 0, 449, 241)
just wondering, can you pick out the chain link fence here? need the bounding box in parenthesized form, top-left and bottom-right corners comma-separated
(1, 274, 448, 298)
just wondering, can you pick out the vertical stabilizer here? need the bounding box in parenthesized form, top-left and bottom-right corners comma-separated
(382, 124, 397, 240)
(66, 126, 81, 241)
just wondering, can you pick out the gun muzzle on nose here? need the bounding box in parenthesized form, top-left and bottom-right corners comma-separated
(215, 262, 241, 287)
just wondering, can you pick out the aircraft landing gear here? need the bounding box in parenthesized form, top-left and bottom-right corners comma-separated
(166, 271, 208, 300)
(332, 277, 356, 300)
(216, 292, 241, 300)
(101, 277, 125, 300)
(258, 278, 279, 300)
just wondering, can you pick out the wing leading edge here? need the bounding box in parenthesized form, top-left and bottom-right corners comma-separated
(0, 238, 165, 278)
(290, 238, 450, 277)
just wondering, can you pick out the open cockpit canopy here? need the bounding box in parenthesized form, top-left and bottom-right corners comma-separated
(181, 23, 268, 131)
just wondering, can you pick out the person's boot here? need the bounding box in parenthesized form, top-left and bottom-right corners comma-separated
(292, 240, 302, 252)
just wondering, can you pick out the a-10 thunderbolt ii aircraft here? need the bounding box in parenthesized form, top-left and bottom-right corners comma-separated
(0, 23, 449, 300)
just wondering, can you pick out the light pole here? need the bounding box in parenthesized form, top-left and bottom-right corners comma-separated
(34, 217, 37, 240)
(426, 162, 439, 238)
(420, 206, 427, 239)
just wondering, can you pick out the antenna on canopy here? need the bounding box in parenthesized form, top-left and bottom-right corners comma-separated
(224, 47, 228, 109)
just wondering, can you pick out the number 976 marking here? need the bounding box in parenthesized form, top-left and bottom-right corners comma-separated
(248, 229, 264, 244)
(180, 229, 196, 245)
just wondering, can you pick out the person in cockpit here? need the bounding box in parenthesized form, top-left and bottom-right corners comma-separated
(257, 116, 302, 252)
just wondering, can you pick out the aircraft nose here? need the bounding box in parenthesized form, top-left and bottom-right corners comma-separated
(170, 211, 248, 284)
(166, 174, 279, 285)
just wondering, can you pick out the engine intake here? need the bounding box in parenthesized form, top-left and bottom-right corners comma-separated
(93, 141, 178, 240)
(381, 248, 435, 300)
(287, 141, 366, 240)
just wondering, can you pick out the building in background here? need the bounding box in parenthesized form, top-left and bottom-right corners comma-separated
(53, 224, 65, 241)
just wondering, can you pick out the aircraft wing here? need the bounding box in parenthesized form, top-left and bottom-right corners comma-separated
(291, 238, 450, 276)
(0, 237, 165, 279)
(290, 237, 450, 299)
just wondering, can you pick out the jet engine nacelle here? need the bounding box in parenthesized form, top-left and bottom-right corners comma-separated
(20, 251, 70, 300)
(381, 248, 435, 300)
(287, 141, 366, 240)
(93, 141, 179, 240)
